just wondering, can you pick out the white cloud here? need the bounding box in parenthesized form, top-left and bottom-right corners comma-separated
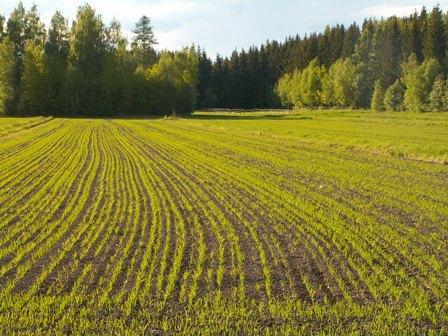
(359, 4, 422, 17)
(155, 27, 186, 50)
(358, 2, 448, 19)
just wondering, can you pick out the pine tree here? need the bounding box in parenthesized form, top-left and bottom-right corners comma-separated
(0, 37, 15, 115)
(384, 80, 404, 111)
(132, 16, 157, 67)
(429, 75, 445, 111)
(19, 40, 49, 115)
(371, 80, 385, 111)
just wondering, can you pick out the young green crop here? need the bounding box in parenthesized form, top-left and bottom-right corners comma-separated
(0, 110, 447, 334)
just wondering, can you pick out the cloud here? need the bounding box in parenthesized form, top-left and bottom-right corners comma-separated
(358, 4, 422, 18)
(155, 27, 186, 50)
(358, 1, 448, 19)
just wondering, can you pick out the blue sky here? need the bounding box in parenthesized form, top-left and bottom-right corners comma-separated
(2, 0, 448, 57)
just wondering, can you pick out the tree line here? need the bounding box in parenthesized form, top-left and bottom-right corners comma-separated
(197, 6, 448, 112)
(2, 3, 448, 116)
(0, 2, 198, 116)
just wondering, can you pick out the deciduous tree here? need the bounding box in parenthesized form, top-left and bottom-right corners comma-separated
(0, 37, 15, 114)
(371, 80, 385, 111)
(384, 79, 404, 111)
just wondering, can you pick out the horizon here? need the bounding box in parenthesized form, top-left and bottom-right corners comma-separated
(2, 0, 448, 58)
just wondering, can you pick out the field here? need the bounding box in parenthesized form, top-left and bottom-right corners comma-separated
(0, 110, 447, 334)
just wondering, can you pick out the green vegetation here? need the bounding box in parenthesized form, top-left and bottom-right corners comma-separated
(4, 4, 448, 114)
(0, 3, 198, 117)
(0, 110, 447, 334)
(274, 7, 448, 113)
(0, 2, 447, 334)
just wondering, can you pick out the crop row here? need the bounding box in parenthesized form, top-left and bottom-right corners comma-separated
(0, 116, 446, 334)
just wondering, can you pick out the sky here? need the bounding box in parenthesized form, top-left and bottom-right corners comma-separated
(2, 0, 448, 58)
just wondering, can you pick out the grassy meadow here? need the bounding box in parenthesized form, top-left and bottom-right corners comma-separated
(0, 110, 447, 334)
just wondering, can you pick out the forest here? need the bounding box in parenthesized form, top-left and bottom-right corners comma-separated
(1, 3, 448, 115)
(0, 3, 198, 116)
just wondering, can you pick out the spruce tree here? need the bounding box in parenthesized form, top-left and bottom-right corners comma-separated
(197, 50, 215, 108)
(423, 6, 446, 65)
(318, 26, 331, 67)
(371, 80, 385, 111)
(371, 18, 402, 88)
(352, 20, 376, 108)
(402, 12, 423, 62)
(342, 23, 360, 58)
(330, 24, 345, 64)
(353, 19, 376, 64)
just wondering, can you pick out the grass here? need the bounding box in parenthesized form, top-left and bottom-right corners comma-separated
(0, 109, 447, 335)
